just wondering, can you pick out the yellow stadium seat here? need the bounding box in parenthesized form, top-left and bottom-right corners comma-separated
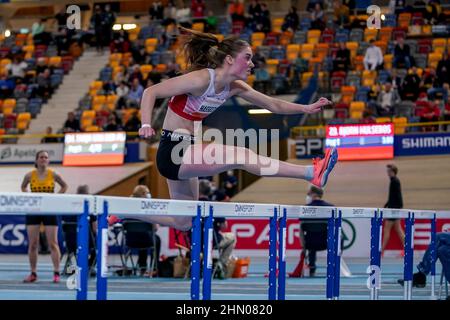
(16, 112, 31, 130)
(301, 44, 315, 60)
(155, 64, 167, 73)
(140, 64, 153, 76)
(364, 29, 378, 42)
(301, 72, 313, 87)
(308, 57, 323, 72)
(379, 27, 393, 42)
(272, 18, 284, 33)
(192, 22, 204, 32)
(374, 40, 387, 54)
(398, 13, 411, 28)
(122, 108, 138, 124)
(280, 31, 293, 46)
(350, 101, 365, 113)
(49, 56, 62, 67)
(0, 59, 11, 68)
(384, 54, 393, 70)
(251, 32, 265, 47)
(376, 117, 391, 123)
(145, 38, 158, 54)
(90, 81, 103, 90)
(341, 86, 356, 104)
(215, 34, 224, 42)
(428, 52, 443, 69)
(85, 125, 101, 132)
(23, 45, 35, 53)
(110, 53, 122, 62)
(432, 38, 447, 54)
(350, 111, 363, 119)
(307, 30, 321, 44)
(266, 59, 279, 76)
(393, 117, 407, 134)
(246, 74, 255, 87)
(287, 44, 300, 61)
(93, 95, 106, 105)
(346, 42, 359, 58)
(315, 43, 329, 60)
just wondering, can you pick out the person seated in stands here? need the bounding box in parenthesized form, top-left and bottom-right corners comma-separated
(36, 68, 53, 100)
(205, 10, 218, 33)
(376, 82, 401, 117)
(333, 0, 350, 28)
(32, 18, 52, 46)
(424, 0, 443, 24)
(55, 28, 73, 56)
(127, 65, 144, 87)
(104, 114, 121, 132)
(364, 39, 383, 71)
(126, 78, 144, 107)
(0, 74, 15, 99)
(223, 170, 238, 198)
(253, 64, 271, 94)
(110, 30, 131, 54)
(420, 69, 439, 95)
(35, 57, 47, 75)
(102, 80, 116, 95)
(393, 37, 412, 69)
(310, 2, 325, 30)
(418, 96, 440, 132)
(436, 52, 450, 86)
(387, 69, 403, 90)
(6, 56, 27, 84)
(123, 111, 141, 135)
(149, 1, 164, 20)
(333, 42, 351, 72)
(229, 0, 246, 24)
(401, 67, 421, 101)
(115, 81, 130, 109)
(257, 3, 271, 33)
(444, 96, 450, 131)
(63, 112, 80, 133)
(41, 126, 59, 143)
(282, 6, 299, 32)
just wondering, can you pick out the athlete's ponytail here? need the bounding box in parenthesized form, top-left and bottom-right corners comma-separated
(179, 27, 249, 71)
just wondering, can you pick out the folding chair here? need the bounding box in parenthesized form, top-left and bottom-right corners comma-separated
(121, 220, 158, 276)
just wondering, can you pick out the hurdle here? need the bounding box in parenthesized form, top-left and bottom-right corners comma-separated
(202, 201, 279, 300)
(279, 205, 336, 300)
(0, 192, 94, 300)
(94, 196, 203, 300)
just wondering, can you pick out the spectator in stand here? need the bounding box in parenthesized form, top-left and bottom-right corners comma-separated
(387, 68, 403, 89)
(364, 39, 383, 71)
(91, 6, 106, 54)
(104, 114, 121, 131)
(425, 0, 443, 24)
(162, 1, 177, 26)
(127, 78, 144, 107)
(310, 3, 325, 31)
(437, 52, 450, 86)
(36, 68, 53, 100)
(36, 57, 47, 75)
(55, 28, 73, 56)
(6, 56, 28, 84)
(417, 93, 440, 132)
(41, 126, 59, 143)
(247, 0, 262, 30)
(205, 10, 218, 33)
(223, 170, 238, 198)
(252, 48, 266, 69)
(54, 7, 69, 32)
(229, 0, 246, 23)
(258, 2, 271, 33)
(149, 1, 164, 20)
(393, 37, 412, 69)
(282, 6, 299, 32)
(63, 112, 80, 133)
(401, 67, 421, 100)
(444, 96, 450, 131)
(191, 0, 206, 20)
(307, 0, 324, 12)
(116, 81, 130, 109)
(128, 65, 144, 86)
(124, 111, 141, 134)
(333, 42, 351, 72)
(376, 82, 401, 116)
(176, 2, 192, 29)
(420, 69, 440, 96)
(32, 19, 52, 46)
(333, 0, 350, 28)
(110, 30, 131, 54)
(0, 74, 15, 99)
(103, 4, 116, 49)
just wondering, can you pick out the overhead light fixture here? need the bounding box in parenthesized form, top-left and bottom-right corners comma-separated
(4, 29, 11, 37)
(248, 109, 272, 114)
(123, 24, 137, 30)
(112, 24, 122, 31)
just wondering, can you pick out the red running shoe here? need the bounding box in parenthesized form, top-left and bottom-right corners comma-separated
(23, 273, 37, 283)
(53, 273, 60, 283)
(310, 147, 338, 188)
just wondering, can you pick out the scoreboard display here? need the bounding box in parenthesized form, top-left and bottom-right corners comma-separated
(63, 132, 126, 166)
(325, 123, 394, 161)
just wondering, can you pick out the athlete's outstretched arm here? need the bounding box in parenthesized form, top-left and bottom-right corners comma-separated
(139, 70, 208, 137)
(232, 80, 331, 115)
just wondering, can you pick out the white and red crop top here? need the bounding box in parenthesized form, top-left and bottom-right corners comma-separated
(168, 68, 230, 121)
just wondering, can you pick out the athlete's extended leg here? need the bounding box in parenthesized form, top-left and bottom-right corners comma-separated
(178, 144, 337, 188)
